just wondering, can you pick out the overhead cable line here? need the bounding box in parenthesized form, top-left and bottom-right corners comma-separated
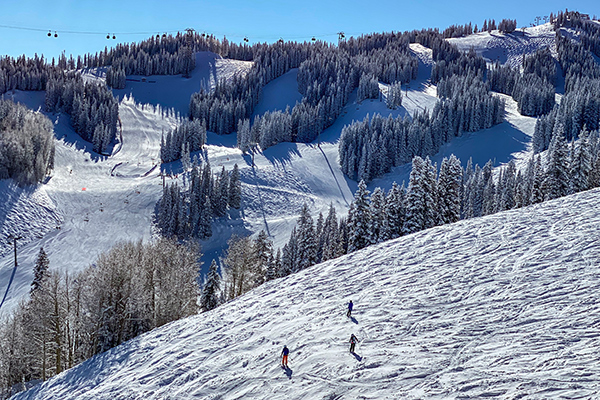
(0, 22, 361, 43)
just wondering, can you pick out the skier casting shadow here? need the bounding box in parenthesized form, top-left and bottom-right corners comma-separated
(281, 345, 289, 367)
(349, 334, 362, 361)
(347, 300, 358, 324)
(280, 345, 293, 378)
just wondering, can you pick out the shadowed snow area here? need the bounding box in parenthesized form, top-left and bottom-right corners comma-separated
(252, 68, 303, 116)
(85, 52, 253, 115)
(14, 188, 600, 400)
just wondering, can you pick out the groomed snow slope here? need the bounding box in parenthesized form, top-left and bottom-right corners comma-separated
(14, 188, 600, 400)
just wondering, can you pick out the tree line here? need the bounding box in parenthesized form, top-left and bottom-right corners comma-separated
(339, 71, 504, 183)
(442, 18, 518, 39)
(189, 30, 419, 149)
(0, 55, 119, 156)
(0, 99, 55, 185)
(0, 239, 201, 397)
(45, 72, 119, 154)
(264, 124, 600, 284)
(533, 28, 600, 153)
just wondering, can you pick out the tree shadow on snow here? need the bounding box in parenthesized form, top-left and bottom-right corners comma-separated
(261, 143, 302, 171)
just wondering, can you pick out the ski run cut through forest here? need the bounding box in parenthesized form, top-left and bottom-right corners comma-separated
(2, 9, 600, 400)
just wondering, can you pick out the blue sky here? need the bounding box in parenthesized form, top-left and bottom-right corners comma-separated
(0, 0, 598, 59)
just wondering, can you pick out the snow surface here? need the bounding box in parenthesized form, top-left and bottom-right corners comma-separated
(12, 187, 600, 400)
(448, 24, 556, 68)
(252, 68, 303, 117)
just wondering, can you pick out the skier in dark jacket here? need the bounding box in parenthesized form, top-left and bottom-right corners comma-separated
(281, 345, 289, 367)
(347, 300, 353, 318)
(349, 334, 358, 353)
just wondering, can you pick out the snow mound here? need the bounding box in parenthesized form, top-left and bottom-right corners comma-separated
(14, 188, 600, 400)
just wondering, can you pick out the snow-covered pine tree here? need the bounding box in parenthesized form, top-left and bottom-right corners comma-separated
(252, 230, 273, 286)
(403, 156, 437, 234)
(570, 126, 593, 193)
(386, 82, 403, 109)
(31, 248, 50, 293)
(348, 180, 371, 252)
(200, 260, 221, 312)
(212, 167, 229, 217)
(198, 195, 213, 239)
(237, 119, 251, 153)
(543, 124, 570, 200)
(368, 187, 386, 244)
(296, 203, 317, 271)
(281, 228, 298, 275)
(383, 182, 406, 240)
(437, 155, 463, 225)
(228, 164, 242, 209)
(321, 203, 340, 261)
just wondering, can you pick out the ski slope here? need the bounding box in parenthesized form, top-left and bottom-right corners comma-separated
(0, 30, 560, 317)
(13, 187, 600, 400)
(448, 23, 557, 68)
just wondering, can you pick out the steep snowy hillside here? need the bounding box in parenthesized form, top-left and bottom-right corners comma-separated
(448, 23, 557, 68)
(13, 188, 600, 400)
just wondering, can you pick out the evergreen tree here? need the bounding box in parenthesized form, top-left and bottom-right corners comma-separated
(348, 180, 371, 252)
(200, 260, 221, 312)
(384, 182, 406, 240)
(252, 230, 273, 285)
(281, 228, 298, 275)
(437, 155, 463, 224)
(570, 126, 593, 193)
(31, 248, 50, 293)
(403, 156, 437, 234)
(321, 203, 341, 261)
(543, 125, 570, 200)
(228, 164, 242, 209)
(368, 187, 386, 244)
(296, 204, 317, 270)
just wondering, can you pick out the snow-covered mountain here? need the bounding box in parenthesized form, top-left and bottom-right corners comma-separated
(12, 187, 600, 399)
(3, 19, 600, 398)
(0, 22, 579, 316)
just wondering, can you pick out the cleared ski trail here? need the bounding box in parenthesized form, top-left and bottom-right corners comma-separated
(14, 188, 600, 400)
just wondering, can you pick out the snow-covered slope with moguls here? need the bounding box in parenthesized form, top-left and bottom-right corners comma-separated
(448, 23, 558, 68)
(13, 187, 600, 400)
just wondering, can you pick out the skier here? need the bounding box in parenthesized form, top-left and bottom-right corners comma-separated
(281, 345, 289, 367)
(349, 334, 358, 353)
(347, 300, 353, 318)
